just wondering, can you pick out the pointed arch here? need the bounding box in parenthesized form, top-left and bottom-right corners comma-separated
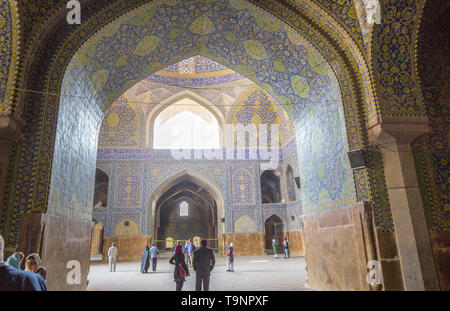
(146, 90, 226, 148)
(148, 169, 225, 238)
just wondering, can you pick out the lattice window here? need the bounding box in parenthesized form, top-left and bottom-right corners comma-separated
(180, 201, 189, 216)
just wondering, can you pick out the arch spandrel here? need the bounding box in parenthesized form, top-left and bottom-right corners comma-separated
(62, 0, 342, 117)
(370, 0, 427, 118)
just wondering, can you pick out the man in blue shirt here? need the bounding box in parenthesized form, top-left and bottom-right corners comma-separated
(0, 235, 47, 291)
(149, 243, 159, 272)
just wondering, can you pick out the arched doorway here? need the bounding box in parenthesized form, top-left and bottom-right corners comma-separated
(90, 220, 104, 260)
(286, 165, 296, 203)
(261, 170, 282, 204)
(149, 170, 224, 253)
(8, 0, 383, 291)
(264, 214, 285, 255)
(93, 168, 109, 208)
(154, 180, 218, 251)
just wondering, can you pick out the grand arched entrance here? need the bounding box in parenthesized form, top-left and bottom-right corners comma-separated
(6, 0, 440, 292)
(153, 179, 218, 251)
(15, 0, 369, 290)
(12, 0, 369, 290)
(264, 214, 285, 255)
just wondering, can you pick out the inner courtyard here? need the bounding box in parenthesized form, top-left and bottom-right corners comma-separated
(87, 254, 309, 291)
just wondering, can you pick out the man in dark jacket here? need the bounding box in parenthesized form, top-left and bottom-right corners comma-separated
(0, 235, 47, 291)
(193, 239, 215, 291)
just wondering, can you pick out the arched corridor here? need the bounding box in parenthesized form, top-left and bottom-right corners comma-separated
(154, 180, 218, 251)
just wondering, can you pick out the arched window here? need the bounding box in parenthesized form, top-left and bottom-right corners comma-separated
(260, 170, 282, 204)
(153, 98, 220, 149)
(179, 200, 189, 216)
(286, 165, 296, 202)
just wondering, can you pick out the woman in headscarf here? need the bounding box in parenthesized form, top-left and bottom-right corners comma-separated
(272, 238, 279, 258)
(225, 241, 235, 272)
(169, 245, 190, 291)
(6, 252, 25, 270)
(140, 245, 150, 273)
(25, 253, 47, 281)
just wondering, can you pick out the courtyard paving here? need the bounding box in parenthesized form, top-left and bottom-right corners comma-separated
(87, 252, 310, 291)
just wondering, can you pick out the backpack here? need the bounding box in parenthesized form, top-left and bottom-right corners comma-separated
(226, 247, 233, 256)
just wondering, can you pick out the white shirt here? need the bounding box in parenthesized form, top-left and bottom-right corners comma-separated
(108, 246, 118, 258)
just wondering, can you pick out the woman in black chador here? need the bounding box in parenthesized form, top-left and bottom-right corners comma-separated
(169, 245, 190, 291)
(140, 245, 150, 273)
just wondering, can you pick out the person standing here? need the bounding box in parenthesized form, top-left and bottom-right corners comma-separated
(140, 245, 150, 273)
(184, 240, 192, 266)
(225, 241, 235, 272)
(169, 245, 190, 291)
(108, 243, 118, 272)
(283, 237, 290, 259)
(149, 243, 159, 271)
(193, 239, 215, 291)
(25, 253, 48, 281)
(272, 238, 279, 258)
(0, 235, 47, 291)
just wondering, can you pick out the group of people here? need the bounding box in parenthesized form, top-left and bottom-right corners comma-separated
(0, 235, 48, 291)
(169, 239, 216, 291)
(272, 237, 290, 259)
(140, 243, 160, 273)
(2, 233, 290, 291)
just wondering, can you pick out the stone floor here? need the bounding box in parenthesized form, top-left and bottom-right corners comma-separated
(87, 252, 310, 291)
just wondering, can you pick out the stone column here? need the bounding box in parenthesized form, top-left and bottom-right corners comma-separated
(0, 111, 25, 246)
(368, 116, 440, 290)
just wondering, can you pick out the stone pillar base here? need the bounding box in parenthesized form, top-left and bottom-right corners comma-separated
(18, 212, 93, 291)
(301, 202, 379, 291)
(222, 232, 265, 256)
(287, 230, 305, 256)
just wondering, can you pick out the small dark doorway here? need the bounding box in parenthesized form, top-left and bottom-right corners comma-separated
(261, 170, 282, 203)
(286, 165, 296, 202)
(264, 214, 285, 254)
(154, 180, 217, 251)
(93, 168, 109, 208)
(90, 219, 104, 260)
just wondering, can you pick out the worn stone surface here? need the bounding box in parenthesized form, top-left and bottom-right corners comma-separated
(103, 235, 152, 261)
(374, 228, 404, 290)
(40, 214, 93, 291)
(287, 230, 305, 256)
(222, 232, 265, 256)
(90, 222, 104, 256)
(430, 230, 450, 291)
(380, 260, 404, 291)
(17, 212, 45, 256)
(302, 203, 375, 291)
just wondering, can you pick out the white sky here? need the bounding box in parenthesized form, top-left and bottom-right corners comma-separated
(153, 98, 220, 149)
